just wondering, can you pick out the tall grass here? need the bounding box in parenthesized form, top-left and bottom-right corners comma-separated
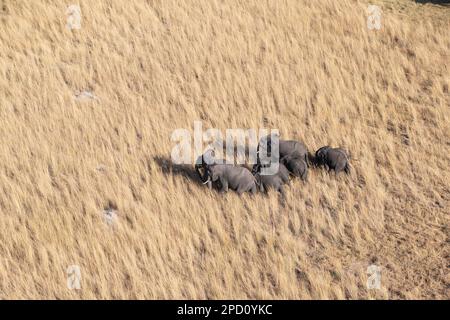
(0, 0, 448, 299)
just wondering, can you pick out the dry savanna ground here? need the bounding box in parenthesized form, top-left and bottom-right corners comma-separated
(0, 0, 449, 299)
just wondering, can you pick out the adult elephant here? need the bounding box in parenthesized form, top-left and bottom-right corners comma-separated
(204, 164, 257, 195)
(257, 134, 310, 167)
(314, 146, 350, 174)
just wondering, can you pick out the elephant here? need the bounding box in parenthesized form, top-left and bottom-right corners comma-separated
(257, 134, 310, 166)
(314, 146, 350, 174)
(204, 164, 257, 195)
(252, 162, 290, 195)
(281, 155, 308, 181)
(279, 140, 309, 163)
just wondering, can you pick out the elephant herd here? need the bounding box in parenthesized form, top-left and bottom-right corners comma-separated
(194, 135, 351, 196)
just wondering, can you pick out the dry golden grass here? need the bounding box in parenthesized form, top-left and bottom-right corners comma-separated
(0, 0, 448, 299)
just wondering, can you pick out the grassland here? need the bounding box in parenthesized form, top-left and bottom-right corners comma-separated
(0, 0, 448, 299)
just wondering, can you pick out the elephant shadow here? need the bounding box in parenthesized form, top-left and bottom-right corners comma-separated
(153, 156, 203, 185)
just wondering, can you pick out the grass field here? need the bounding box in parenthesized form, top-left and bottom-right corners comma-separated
(0, 0, 448, 299)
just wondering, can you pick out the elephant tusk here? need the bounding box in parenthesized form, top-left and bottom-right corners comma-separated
(202, 178, 210, 185)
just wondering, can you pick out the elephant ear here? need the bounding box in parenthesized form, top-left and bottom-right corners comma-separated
(280, 155, 291, 165)
(316, 146, 328, 158)
(314, 149, 325, 165)
(203, 149, 216, 165)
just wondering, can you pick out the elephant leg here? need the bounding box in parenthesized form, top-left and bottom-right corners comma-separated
(278, 185, 286, 200)
(220, 178, 228, 193)
(302, 169, 308, 181)
(280, 171, 289, 183)
(335, 162, 345, 174)
(237, 182, 251, 195)
(236, 183, 247, 195)
(250, 183, 257, 194)
(221, 180, 228, 193)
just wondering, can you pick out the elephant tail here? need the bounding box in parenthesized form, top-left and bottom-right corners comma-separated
(344, 162, 351, 175)
(307, 152, 316, 167)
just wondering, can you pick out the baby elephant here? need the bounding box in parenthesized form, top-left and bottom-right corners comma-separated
(281, 155, 308, 181)
(252, 163, 290, 196)
(314, 146, 350, 174)
(205, 164, 257, 195)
